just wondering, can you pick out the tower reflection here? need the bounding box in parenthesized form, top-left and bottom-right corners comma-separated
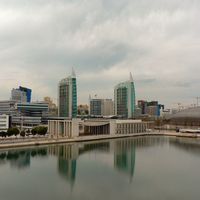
(114, 140, 135, 182)
(48, 139, 137, 187)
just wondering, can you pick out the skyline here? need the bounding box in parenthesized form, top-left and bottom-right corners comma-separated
(0, 0, 199, 107)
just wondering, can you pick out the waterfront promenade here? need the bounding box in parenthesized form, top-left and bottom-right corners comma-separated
(0, 131, 199, 150)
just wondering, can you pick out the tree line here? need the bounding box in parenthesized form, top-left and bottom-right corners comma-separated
(0, 126, 48, 137)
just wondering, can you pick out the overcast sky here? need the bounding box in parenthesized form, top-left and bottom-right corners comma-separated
(0, 0, 199, 108)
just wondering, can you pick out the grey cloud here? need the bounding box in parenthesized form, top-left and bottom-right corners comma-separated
(0, 0, 199, 107)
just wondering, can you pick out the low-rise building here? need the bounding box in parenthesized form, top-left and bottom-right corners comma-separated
(0, 115, 10, 132)
(138, 100, 164, 117)
(48, 118, 149, 138)
(0, 100, 49, 129)
(89, 98, 114, 116)
(12, 116, 43, 129)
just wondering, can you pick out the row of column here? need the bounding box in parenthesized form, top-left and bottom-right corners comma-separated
(116, 123, 148, 134)
(86, 125, 109, 135)
(48, 120, 72, 138)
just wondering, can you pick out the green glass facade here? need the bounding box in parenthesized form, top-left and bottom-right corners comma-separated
(59, 76, 77, 118)
(114, 80, 136, 118)
(71, 78, 77, 118)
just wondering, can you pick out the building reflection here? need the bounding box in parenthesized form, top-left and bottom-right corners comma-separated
(47, 137, 169, 187)
(48, 139, 136, 187)
(0, 148, 48, 169)
(48, 145, 78, 188)
(169, 137, 200, 155)
(0, 136, 168, 187)
(113, 140, 135, 182)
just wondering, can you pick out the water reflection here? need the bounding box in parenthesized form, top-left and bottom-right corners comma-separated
(169, 137, 200, 156)
(0, 148, 47, 169)
(48, 136, 168, 187)
(114, 140, 135, 182)
(0, 136, 170, 186)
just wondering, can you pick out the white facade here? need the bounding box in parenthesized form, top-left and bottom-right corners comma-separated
(48, 118, 81, 138)
(48, 118, 148, 138)
(102, 99, 114, 116)
(0, 115, 10, 132)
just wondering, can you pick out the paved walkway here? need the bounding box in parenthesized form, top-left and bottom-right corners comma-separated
(0, 131, 199, 150)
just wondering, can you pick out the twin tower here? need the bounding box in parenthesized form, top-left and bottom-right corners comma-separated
(58, 70, 136, 119)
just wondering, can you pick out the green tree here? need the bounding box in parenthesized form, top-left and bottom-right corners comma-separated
(20, 130, 25, 137)
(7, 128, 19, 137)
(31, 126, 48, 136)
(38, 127, 48, 135)
(31, 127, 38, 135)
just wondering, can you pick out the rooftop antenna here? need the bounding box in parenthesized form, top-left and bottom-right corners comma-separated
(72, 67, 76, 77)
(129, 72, 133, 82)
(89, 94, 91, 101)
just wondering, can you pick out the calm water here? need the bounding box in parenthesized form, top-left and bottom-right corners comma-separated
(0, 136, 200, 200)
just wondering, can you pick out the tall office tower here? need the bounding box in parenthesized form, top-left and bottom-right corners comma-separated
(11, 86, 32, 103)
(58, 69, 77, 118)
(114, 73, 136, 118)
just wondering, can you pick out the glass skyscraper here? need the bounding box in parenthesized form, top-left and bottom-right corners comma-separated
(58, 69, 77, 118)
(114, 73, 136, 118)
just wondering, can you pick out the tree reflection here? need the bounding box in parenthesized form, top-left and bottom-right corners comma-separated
(0, 148, 48, 169)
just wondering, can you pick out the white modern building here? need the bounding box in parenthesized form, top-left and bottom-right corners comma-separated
(0, 115, 10, 132)
(48, 118, 149, 139)
(48, 118, 80, 138)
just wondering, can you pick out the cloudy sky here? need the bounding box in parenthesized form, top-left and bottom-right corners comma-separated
(0, 0, 199, 107)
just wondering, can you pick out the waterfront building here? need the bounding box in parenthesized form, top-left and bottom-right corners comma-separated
(0, 100, 49, 129)
(11, 86, 32, 103)
(163, 106, 200, 129)
(48, 118, 80, 138)
(102, 99, 114, 116)
(12, 116, 43, 129)
(138, 100, 164, 117)
(89, 98, 114, 116)
(58, 69, 77, 118)
(146, 101, 164, 117)
(16, 102, 49, 117)
(0, 101, 17, 116)
(0, 114, 10, 132)
(114, 73, 136, 118)
(48, 118, 149, 138)
(90, 99, 102, 116)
